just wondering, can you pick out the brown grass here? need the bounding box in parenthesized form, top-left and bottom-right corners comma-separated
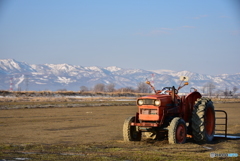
(0, 90, 148, 97)
(0, 96, 135, 102)
(0, 103, 240, 160)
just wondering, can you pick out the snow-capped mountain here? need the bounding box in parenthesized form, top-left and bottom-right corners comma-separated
(0, 59, 36, 74)
(0, 59, 239, 92)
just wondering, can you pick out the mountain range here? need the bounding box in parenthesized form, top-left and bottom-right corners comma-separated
(0, 59, 239, 93)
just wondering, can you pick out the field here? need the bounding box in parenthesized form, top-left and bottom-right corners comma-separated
(0, 99, 239, 160)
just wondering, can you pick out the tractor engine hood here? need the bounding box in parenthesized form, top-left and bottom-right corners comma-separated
(136, 94, 175, 122)
(137, 94, 173, 107)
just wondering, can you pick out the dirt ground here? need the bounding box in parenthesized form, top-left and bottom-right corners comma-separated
(0, 105, 138, 144)
(0, 103, 240, 160)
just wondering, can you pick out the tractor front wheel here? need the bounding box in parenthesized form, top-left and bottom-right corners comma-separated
(168, 117, 187, 144)
(191, 97, 215, 143)
(123, 116, 141, 141)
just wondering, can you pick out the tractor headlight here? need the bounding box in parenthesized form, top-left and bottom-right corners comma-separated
(154, 100, 161, 106)
(137, 99, 144, 105)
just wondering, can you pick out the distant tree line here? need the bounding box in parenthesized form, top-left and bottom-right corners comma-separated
(202, 81, 239, 98)
(80, 82, 152, 93)
(2, 81, 238, 98)
(78, 81, 239, 98)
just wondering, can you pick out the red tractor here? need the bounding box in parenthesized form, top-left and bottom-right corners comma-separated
(123, 76, 216, 144)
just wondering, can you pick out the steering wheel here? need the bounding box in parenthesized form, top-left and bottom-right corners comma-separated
(162, 87, 178, 94)
(162, 87, 172, 91)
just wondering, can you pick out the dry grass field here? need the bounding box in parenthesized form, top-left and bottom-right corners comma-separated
(0, 99, 239, 160)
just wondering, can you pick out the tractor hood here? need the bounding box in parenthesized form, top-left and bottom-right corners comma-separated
(137, 94, 173, 107)
(139, 94, 170, 99)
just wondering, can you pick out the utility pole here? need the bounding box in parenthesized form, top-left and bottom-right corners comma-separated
(9, 77, 13, 91)
(25, 75, 29, 91)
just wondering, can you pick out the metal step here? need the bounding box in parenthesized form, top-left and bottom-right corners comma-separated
(214, 135, 240, 139)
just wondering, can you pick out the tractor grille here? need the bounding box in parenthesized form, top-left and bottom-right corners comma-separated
(141, 109, 158, 115)
(142, 99, 155, 105)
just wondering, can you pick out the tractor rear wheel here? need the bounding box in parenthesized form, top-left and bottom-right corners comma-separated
(168, 117, 187, 144)
(191, 97, 215, 143)
(123, 116, 141, 141)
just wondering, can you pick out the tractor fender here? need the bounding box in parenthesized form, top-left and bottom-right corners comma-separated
(181, 91, 202, 122)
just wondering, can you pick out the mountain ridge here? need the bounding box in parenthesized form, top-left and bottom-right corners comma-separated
(0, 59, 239, 92)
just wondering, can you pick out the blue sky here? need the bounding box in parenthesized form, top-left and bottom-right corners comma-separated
(0, 0, 240, 75)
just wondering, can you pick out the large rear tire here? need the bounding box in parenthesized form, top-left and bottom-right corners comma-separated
(168, 117, 187, 144)
(123, 116, 141, 141)
(191, 97, 215, 143)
